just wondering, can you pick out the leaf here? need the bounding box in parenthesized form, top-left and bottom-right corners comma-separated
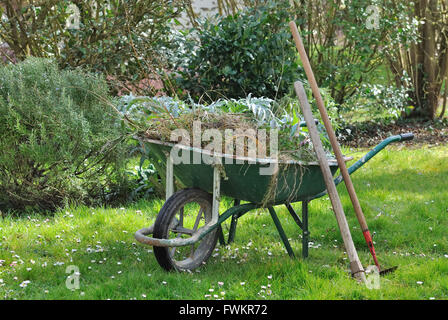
(290, 123, 298, 137)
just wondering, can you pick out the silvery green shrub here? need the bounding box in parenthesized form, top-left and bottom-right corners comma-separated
(0, 58, 128, 212)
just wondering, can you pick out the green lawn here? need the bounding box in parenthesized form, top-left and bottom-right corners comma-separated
(0, 144, 447, 300)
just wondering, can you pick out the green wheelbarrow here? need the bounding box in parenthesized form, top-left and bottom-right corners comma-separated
(134, 131, 414, 271)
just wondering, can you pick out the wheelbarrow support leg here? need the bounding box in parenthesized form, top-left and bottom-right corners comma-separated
(217, 225, 226, 246)
(285, 202, 309, 258)
(227, 199, 240, 244)
(268, 207, 295, 258)
(285, 203, 303, 229)
(302, 201, 309, 259)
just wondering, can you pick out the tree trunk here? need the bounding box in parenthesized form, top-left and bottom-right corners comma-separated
(387, 0, 448, 120)
(440, 79, 448, 118)
(422, 0, 439, 119)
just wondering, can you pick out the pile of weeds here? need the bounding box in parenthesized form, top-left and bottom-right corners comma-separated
(120, 95, 331, 162)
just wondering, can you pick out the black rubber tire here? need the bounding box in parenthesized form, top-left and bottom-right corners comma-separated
(153, 188, 218, 271)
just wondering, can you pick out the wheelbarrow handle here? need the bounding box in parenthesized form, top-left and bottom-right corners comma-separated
(344, 132, 415, 178)
(400, 132, 414, 141)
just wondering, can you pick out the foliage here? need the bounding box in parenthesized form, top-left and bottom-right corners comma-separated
(0, 58, 129, 212)
(0, 0, 185, 94)
(125, 156, 158, 200)
(182, 0, 447, 120)
(346, 80, 413, 120)
(168, 0, 302, 102)
(122, 95, 279, 133)
(383, 0, 448, 119)
(118, 95, 195, 197)
(289, 0, 414, 107)
(172, 0, 418, 115)
(120, 93, 334, 158)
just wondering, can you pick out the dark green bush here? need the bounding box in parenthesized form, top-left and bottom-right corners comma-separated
(0, 58, 129, 212)
(170, 0, 302, 102)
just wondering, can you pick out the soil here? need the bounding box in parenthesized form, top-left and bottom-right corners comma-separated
(337, 118, 448, 149)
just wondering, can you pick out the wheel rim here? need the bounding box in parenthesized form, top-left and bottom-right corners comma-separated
(166, 198, 216, 270)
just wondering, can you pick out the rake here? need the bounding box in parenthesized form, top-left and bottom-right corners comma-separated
(289, 21, 398, 276)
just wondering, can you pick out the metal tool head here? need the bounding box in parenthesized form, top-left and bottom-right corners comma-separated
(379, 266, 398, 276)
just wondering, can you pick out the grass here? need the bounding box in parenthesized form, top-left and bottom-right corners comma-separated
(0, 143, 447, 300)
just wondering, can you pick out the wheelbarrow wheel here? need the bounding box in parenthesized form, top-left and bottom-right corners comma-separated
(153, 188, 218, 271)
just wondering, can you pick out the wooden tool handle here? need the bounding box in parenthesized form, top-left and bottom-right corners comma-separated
(289, 21, 369, 232)
(294, 81, 365, 282)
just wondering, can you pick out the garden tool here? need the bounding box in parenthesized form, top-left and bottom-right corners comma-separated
(289, 21, 397, 275)
(295, 81, 366, 282)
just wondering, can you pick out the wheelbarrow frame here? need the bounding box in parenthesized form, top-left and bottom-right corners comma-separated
(135, 133, 414, 264)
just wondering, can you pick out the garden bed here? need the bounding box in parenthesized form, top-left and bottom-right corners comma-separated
(338, 119, 448, 148)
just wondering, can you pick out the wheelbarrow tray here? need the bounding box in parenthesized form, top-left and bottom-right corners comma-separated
(142, 139, 351, 205)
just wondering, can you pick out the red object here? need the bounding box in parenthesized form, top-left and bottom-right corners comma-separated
(363, 230, 381, 270)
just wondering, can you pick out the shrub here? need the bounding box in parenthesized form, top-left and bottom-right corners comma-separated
(0, 58, 128, 212)
(0, 0, 184, 94)
(290, 0, 417, 108)
(347, 82, 412, 120)
(169, 0, 303, 102)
